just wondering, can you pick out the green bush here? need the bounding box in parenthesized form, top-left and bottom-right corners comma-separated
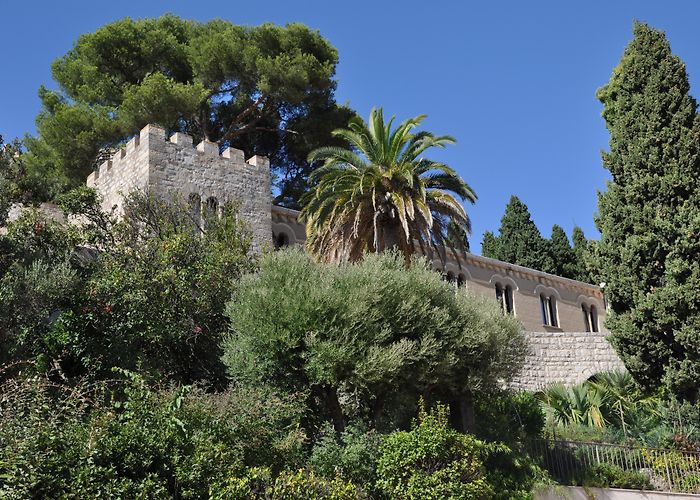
(0, 373, 306, 498)
(224, 249, 526, 432)
(474, 390, 545, 444)
(309, 423, 382, 491)
(211, 468, 365, 499)
(585, 463, 653, 490)
(0, 190, 255, 387)
(375, 403, 492, 499)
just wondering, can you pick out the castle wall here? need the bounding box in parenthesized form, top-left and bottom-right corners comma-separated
(87, 124, 271, 252)
(437, 253, 607, 334)
(84, 125, 624, 388)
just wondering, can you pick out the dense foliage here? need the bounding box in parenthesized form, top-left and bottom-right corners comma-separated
(0, 188, 254, 386)
(482, 195, 594, 282)
(481, 196, 553, 273)
(375, 403, 492, 499)
(0, 372, 308, 499)
(223, 249, 526, 434)
(23, 15, 354, 204)
(300, 107, 476, 263)
(596, 22, 700, 402)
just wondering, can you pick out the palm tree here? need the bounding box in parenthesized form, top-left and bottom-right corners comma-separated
(300, 107, 476, 263)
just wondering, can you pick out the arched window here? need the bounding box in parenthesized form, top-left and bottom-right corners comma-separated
(582, 304, 591, 332)
(581, 303, 599, 332)
(274, 231, 290, 249)
(540, 294, 558, 327)
(445, 271, 455, 284)
(589, 305, 599, 332)
(495, 284, 514, 314)
(504, 285, 514, 314)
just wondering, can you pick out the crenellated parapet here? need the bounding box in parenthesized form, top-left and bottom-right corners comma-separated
(87, 124, 271, 251)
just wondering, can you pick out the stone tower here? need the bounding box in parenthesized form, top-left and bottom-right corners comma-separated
(87, 124, 271, 251)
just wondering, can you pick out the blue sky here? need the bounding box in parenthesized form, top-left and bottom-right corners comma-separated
(2, 1, 700, 253)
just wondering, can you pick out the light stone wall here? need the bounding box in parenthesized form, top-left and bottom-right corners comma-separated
(88, 124, 271, 252)
(511, 331, 626, 391)
(536, 486, 700, 499)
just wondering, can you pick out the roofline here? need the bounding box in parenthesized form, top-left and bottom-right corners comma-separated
(271, 203, 602, 296)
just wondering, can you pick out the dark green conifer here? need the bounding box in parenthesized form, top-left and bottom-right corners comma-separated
(571, 226, 594, 283)
(548, 224, 576, 279)
(481, 195, 554, 274)
(596, 22, 700, 401)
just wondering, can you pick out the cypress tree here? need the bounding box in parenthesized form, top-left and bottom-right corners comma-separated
(548, 224, 576, 279)
(481, 195, 554, 273)
(572, 226, 594, 284)
(596, 22, 700, 401)
(481, 231, 500, 260)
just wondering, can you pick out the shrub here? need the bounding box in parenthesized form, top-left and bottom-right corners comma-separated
(585, 463, 653, 490)
(309, 422, 382, 490)
(224, 249, 526, 433)
(0, 190, 256, 387)
(0, 373, 306, 498)
(211, 468, 365, 499)
(375, 403, 492, 499)
(474, 390, 545, 444)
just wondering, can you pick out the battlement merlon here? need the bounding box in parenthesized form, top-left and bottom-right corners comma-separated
(86, 123, 272, 253)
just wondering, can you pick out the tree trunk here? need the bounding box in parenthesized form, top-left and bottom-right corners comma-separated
(458, 391, 476, 434)
(375, 208, 401, 254)
(325, 386, 345, 435)
(371, 396, 385, 429)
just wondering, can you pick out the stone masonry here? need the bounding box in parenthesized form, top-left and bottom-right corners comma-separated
(87, 124, 271, 252)
(511, 331, 626, 391)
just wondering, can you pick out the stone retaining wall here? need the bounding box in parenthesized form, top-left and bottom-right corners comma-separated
(512, 331, 626, 391)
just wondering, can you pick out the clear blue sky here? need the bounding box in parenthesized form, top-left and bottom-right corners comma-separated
(2, 1, 700, 253)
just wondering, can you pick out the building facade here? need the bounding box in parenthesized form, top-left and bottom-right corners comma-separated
(272, 205, 606, 334)
(85, 124, 624, 389)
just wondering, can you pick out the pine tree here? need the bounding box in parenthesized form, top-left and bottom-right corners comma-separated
(596, 22, 700, 401)
(548, 225, 576, 279)
(481, 195, 554, 273)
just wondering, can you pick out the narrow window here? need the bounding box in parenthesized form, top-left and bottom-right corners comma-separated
(504, 285, 514, 314)
(457, 274, 466, 288)
(582, 304, 591, 332)
(496, 284, 504, 312)
(589, 305, 599, 332)
(548, 296, 558, 327)
(541, 294, 558, 327)
(204, 196, 218, 218)
(275, 232, 290, 249)
(540, 294, 549, 325)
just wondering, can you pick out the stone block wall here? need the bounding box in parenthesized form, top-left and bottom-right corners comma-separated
(87, 124, 271, 252)
(511, 331, 626, 391)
